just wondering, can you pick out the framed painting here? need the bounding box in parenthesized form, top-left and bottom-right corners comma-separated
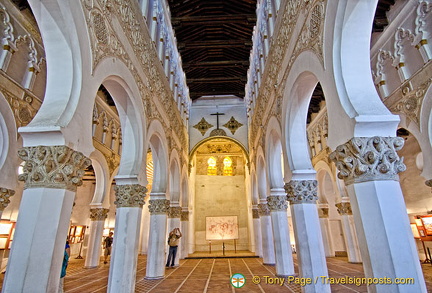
(206, 216, 238, 240)
(421, 216, 432, 236)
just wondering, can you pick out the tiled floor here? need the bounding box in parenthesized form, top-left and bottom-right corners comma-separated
(2, 254, 432, 292)
(61, 254, 432, 292)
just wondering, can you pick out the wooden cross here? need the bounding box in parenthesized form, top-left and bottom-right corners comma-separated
(211, 112, 225, 129)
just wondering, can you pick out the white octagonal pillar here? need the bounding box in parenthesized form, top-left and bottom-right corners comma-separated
(330, 136, 427, 293)
(3, 146, 90, 293)
(107, 183, 146, 293)
(84, 207, 109, 268)
(335, 200, 362, 263)
(258, 201, 275, 265)
(286, 179, 330, 293)
(145, 196, 169, 279)
(267, 188, 294, 276)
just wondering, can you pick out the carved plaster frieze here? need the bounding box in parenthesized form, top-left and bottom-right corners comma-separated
(258, 203, 270, 216)
(1, 85, 41, 128)
(329, 137, 406, 185)
(82, 0, 188, 155)
(181, 210, 189, 221)
(114, 184, 147, 208)
(90, 208, 109, 221)
(289, 1, 325, 70)
(335, 202, 352, 215)
(267, 195, 288, 211)
(148, 199, 170, 214)
(250, 0, 323, 153)
(17, 146, 91, 191)
(390, 78, 432, 128)
(0, 187, 15, 211)
(168, 206, 182, 218)
(285, 180, 318, 204)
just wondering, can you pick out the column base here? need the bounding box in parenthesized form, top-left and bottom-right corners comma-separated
(348, 261, 362, 264)
(275, 274, 296, 278)
(263, 262, 275, 266)
(84, 265, 99, 269)
(144, 275, 164, 280)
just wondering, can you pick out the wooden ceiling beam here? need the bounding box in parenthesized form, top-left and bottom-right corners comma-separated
(190, 91, 245, 99)
(172, 14, 256, 23)
(188, 76, 247, 83)
(178, 39, 252, 49)
(183, 60, 249, 67)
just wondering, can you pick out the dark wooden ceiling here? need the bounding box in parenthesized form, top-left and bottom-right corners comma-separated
(167, 0, 395, 101)
(167, 0, 257, 100)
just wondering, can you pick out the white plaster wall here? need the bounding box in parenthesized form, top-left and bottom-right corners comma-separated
(330, 219, 346, 253)
(194, 175, 249, 251)
(189, 96, 249, 152)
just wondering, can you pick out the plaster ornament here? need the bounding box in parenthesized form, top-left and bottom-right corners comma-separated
(193, 118, 213, 136)
(168, 206, 182, 218)
(17, 145, 91, 192)
(329, 137, 406, 185)
(114, 184, 147, 208)
(285, 180, 318, 204)
(210, 128, 227, 136)
(258, 203, 270, 216)
(0, 188, 15, 211)
(335, 202, 352, 215)
(267, 195, 288, 211)
(181, 210, 189, 221)
(90, 208, 109, 221)
(223, 116, 243, 135)
(148, 199, 170, 214)
(319, 207, 329, 218)
(252, 208, 260, 219)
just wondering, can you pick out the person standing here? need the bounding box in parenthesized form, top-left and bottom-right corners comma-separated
(166, 228, 182, 268)
(103, 232, 113, 264)
(59, 240, 70, 293)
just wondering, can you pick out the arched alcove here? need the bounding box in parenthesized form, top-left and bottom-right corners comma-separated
(189, 136, 250, 252)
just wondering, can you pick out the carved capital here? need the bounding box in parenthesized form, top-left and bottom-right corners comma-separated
(329, 137, 406, 185)
(252, 208, 260, 219)
(267, 196, 288, 211)
(90, 208, 109, 221)
(258, 203, 270, 216)
(168, 206, 182, 218)
(285, 180, 318, 204)
(181, 210, 189, 221)
(335, 202, 352, 215)
(17, 146, 91, 192)
(114, 184, 147, 208)
(148, 199, 170, 214)
(0, 188, 15, 211)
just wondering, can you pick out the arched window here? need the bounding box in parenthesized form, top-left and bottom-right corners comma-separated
(207, 157, 217, 175)
(223, 157, 233, 176)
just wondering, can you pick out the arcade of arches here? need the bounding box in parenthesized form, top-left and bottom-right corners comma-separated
(1, 0, 432, 292)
